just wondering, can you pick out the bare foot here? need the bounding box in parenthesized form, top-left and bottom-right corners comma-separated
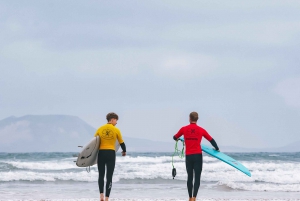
(105, 197, 109, 201)
(192, 197, 196, 201)
(100, 193, 104, 201)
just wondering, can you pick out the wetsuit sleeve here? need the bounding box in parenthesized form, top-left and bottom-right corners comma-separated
(116, 128, 124, 144)
(202, 129, 213, 141)
(209, 138, 219, 151)
(120, 142, 126, 152)
(202, 129, 219, 150)
(173, 127, 184, 141)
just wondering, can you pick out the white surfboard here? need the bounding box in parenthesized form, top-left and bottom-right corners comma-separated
(76, 136, 121, 167)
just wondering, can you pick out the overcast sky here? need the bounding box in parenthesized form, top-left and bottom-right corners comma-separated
(1, 1, 300, 149)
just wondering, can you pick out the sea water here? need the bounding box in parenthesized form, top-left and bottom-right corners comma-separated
(0, 152, 300, 200)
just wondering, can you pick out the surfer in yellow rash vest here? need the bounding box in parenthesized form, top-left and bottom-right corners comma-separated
(94, 112, 126, 201)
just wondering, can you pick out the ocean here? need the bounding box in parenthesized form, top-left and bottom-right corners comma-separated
(0, 151, 300, 201)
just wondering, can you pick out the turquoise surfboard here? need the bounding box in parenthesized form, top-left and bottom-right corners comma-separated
(179, 137, 251, 177)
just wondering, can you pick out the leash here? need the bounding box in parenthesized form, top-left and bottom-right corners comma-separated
(171, 139, 184, 179)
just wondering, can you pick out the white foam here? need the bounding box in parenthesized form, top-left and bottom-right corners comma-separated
(0, 171, 99, 182)
(1, 156, 300, 192)
(116, 155, 217, 163)
(5, 161, 76, 170)
(268, 154, 279, 157)
(218, 181, 300, 192)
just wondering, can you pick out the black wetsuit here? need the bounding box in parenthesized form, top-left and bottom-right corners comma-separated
(184, 139, 218, 198)
(185, 154, 203, 197)
(97, 143, 126, 197)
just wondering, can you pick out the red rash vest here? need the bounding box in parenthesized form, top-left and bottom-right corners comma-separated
(174, 123, 212, 155)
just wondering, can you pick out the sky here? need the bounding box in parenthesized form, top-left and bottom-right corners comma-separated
(1, 0, 300, 149)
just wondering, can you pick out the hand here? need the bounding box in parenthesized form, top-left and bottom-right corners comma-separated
(122, 151, 126, 156)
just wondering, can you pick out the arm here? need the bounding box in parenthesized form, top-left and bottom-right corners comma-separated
(209, 138, 219, 151)
(120, 142, 126, 152)
(116, 129, 126, 156)
(203, 129, 220, 151)
(173, 127, 184, 141)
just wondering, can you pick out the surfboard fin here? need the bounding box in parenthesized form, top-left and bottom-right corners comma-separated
(86, 166, 90, 173)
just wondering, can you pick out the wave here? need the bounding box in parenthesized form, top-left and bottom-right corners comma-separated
(0, 156, 217, 170)
(0, 171, 98, 182)
(217, 181, 300, 192)
(116, 155, 218, 163)
(4, 161, 77, 170)
(1, 155, 300, 192)
(1, 169, 299, 192)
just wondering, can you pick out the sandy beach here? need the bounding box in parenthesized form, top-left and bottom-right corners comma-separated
(3, 199, 300, 201)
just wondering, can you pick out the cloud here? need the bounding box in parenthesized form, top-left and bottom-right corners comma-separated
(153, 51, 276, 80)
(274, 76, 300, 108)
(0, 0, 300, 149)
(0, 41, 142, 76)
(119, 108, 187, 142)
(156, 53, 217, 79)
(1, 39, 274, 80)
(201, 115, 264, 148)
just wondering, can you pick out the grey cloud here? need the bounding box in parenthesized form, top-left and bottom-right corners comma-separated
(274, 76, 300, 108)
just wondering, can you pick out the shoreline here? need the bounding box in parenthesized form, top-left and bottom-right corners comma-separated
(2, 199, 300, 201)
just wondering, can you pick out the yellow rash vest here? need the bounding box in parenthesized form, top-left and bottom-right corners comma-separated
(94, 123, 124, 150)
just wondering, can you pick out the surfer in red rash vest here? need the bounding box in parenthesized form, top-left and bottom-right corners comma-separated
(173, 112, 219, 201)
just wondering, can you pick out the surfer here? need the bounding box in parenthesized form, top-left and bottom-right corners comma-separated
(94, 112, 126, 201)
(173, 112, 219, 201)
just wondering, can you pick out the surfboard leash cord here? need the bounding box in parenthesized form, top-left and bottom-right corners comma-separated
(171, 140, 184, 179)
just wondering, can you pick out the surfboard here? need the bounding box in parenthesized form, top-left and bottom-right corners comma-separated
(76, 136, 121, 167)
(179, 137, 251, 177)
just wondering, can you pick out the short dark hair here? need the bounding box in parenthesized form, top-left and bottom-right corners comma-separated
(106, 112, 119, 122)
(189, 112, 198, 122)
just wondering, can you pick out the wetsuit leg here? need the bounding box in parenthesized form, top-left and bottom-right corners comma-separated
(185, 154, 194, 198)
(192, 154, 203, 197)
(105, 150, 116, 197)
(97, 151, 106, 194)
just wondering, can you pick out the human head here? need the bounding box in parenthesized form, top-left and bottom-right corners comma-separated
(189, 112, 198, 123)
(106, 112, 119, 126)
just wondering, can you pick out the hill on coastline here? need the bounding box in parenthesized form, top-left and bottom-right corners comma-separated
(0, 115, 175, 152)
(0, 115, 95, 152)
(0, 115, 299, 152)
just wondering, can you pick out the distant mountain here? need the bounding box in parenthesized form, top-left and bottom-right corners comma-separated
(215, 142, 300, 152)
(0, 115, 95, 152)
(0, 115, 299, 152)
(262, 140, 300, 152)
(0, 115, 174, 152)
